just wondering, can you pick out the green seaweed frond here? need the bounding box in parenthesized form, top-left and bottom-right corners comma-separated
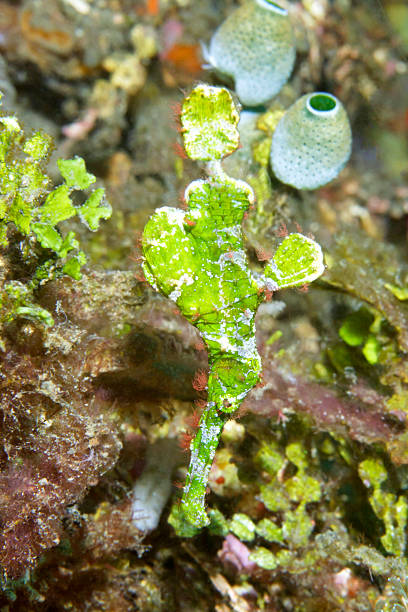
(0, 93, 112, 334)
(0, 94, 111, 281)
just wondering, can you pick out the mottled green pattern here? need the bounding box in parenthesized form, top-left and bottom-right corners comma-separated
(181, 86, 240, 161)
(359, 458, 408, 556)
(142, 85, 324, 527)
(0, 95, 111, 280)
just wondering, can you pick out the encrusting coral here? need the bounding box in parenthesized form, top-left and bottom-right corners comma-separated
(142, 84, 324, 527)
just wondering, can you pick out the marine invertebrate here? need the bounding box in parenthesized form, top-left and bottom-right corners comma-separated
(131, 438, 180, 532)
(206, 0, 295, 107)
(270, 92, 352, 189)
(142, 84, 324, 527)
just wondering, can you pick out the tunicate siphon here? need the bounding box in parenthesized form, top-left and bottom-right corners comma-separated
(270, 92, 352, 190)
(207, 0, 295, 107)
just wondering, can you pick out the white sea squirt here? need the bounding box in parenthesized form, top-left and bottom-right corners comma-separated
(271, 92, 352, 190)
(207, 0, 295, 106)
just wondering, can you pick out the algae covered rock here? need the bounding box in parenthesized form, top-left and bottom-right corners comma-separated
(207, 0, 295, 107)
(271, 92, 352, 189)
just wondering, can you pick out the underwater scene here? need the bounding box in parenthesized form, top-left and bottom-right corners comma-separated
(1, 0, 408, 609)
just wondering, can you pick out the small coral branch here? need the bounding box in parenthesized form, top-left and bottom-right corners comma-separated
(142, 85, 324, 527)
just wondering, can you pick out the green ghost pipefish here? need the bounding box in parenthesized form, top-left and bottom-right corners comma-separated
(271, 92, 352, 190)
(142, 85, 324, 527)
(206, 0, 295, 107)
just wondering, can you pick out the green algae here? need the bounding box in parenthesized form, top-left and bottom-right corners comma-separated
(0, 99, 111, 281)
(249, 547, 278, 570)
(0, 97, 112, 345)
(359, 458, 408, 556)
(324, 231, 408, 353)
(230, 513, 257, 542)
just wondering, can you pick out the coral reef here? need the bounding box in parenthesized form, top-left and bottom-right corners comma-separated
(0, 0, 408, 609)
